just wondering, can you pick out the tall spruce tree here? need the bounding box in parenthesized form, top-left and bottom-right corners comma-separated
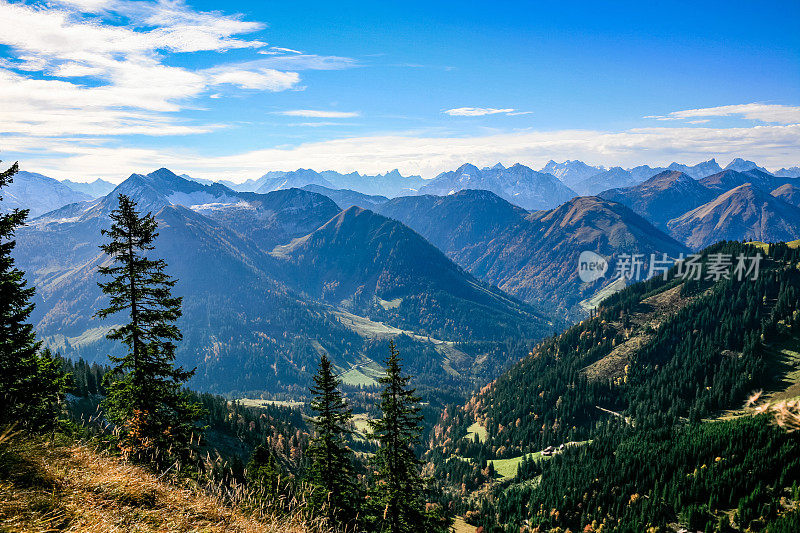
(307, 354, 360, 527)
(0, 161, 68, 429)
(96, 194, 201, 466)
(368, 341, 427, 533)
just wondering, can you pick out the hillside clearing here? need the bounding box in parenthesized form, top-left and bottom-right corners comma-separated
(465, 422, 487, 443)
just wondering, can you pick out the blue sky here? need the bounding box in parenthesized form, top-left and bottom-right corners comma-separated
(0, 0, 798, 181)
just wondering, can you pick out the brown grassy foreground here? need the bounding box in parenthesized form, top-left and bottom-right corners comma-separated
(0, 431, 321, 533)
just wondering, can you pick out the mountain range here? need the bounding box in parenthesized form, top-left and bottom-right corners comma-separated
(222, 168, 426, 198)
(667, 183, 800, 249)
(599, 168, 800, 248)
(416, 162, 577, 210)
(375, 189, 688, 316)
(14, 168, 552, 396)
(3, 157, 791, 220)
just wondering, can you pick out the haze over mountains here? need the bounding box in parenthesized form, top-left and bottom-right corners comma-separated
(7, 157, 799, 220)
(60, 178, 116, 198)
(0, 171, 92, 217)
(416, 163, 576, 210)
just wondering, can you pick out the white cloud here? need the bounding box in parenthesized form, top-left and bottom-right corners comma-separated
(0, 0, 355, 137)
(204, 66, 300, 91)
(645, 103, 800, 124)
(277, 110, 360, 118)
(444, 107, 522, 116)
(11, 123, 800, 182)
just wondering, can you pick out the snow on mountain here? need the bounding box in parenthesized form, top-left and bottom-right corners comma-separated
(724, 158, 771, 174)
(540, 160, 604, 190)
(0, 171, 92, 217)
(419, 163, 577, 210)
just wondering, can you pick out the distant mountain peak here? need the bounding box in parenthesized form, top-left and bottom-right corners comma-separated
(646, 170, 694, 185)
(456, 162, 481, 173)
(147, 167, 179, 179)
(724, 158, 770, 174)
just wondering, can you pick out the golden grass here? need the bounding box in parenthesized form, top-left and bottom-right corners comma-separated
(0, 433, 324, 533)
(451, 515, 477, 532)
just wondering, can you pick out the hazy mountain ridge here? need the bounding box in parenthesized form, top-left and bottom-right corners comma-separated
(6, 157, 790, 218)
(0, 171, 92, 217)
(300, 184, 389, 210)
(251, 168, 425, 198)
(61, 178, 116, 198)
(599, 170, 719, 229)
(271, 205, 548, 340)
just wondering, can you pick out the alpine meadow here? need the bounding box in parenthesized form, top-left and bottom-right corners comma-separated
(1, 1, 799, 532)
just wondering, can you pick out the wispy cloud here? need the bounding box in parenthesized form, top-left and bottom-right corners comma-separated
(258, 46, 304, 55)
(233, 55, 360, 71)
(444, 107, 529, 117)
(645, 103, 800, 124)
(277, 110, 360, 118)
(288, 122, 354, 127)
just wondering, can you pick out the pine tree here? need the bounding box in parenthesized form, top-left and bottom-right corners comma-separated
(368, 341, 427, 533)
(0, 161, 68, 429)
(96, 194, 201, 466)
(246, 443, 283, 496)
(307, 354, 360, 527)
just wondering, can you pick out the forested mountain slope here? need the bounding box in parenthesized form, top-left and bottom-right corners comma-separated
(429, 241, 800, 532)
(271, 206, 545, 340)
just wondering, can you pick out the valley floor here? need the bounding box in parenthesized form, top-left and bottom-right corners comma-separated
(0, 432, 312, 533)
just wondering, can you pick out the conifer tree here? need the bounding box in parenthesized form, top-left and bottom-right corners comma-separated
(368, 341, 427, 533)
(307, 354, 360, 527)
(0, 161, 68, 429)
(96, 194, 201, 466)
(246, 443, 284, 496)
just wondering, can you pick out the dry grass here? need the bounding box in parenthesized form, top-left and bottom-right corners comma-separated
(451, 515, 477, 532)
(748, 391, 800, 433)
(582, 285, 693, 383)
(0, 432, 326, 533)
